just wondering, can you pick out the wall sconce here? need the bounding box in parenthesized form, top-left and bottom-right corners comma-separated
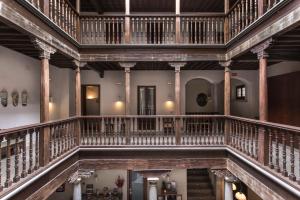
(49, 96, 53, 103)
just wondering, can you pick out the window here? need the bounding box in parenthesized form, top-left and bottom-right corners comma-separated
(236, 85, 246, 100)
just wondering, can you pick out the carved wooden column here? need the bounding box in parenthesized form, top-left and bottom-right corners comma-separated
(224, 0, 230, 42)
(251, 38, 272, 122)
(212, 169, 237, 200)
(251, 38, 272, 165)
(120, 62, 136, 115)
(169, 62, 185, 145)
(175, 0, 181, 43)
(220, 61, 232, 145)
(76, 0, 80, 13)
(73, 60, 82, 116)
(33, 38, 56, 166)
(41, 0, 50, 17)
(125, 0, 131, 43)
(258, 0, 266, 17)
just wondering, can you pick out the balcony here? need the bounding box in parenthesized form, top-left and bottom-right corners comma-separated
(0, 115, 299, 198)
(19, 0, 289, 45)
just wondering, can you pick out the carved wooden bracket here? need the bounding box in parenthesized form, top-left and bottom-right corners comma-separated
(211, 169, 237, 182)
(68, 169, 95, 184)
(32, 38, 56, 59)
(251, 38, 273, 59)
(169, 62, 186, 72)
(219, 60, 232, 71)
(72, 60, 87, 69)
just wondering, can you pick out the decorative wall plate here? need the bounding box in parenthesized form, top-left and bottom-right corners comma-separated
(0, 89, 8, 107)
(21, 90, 28, 106)
(11, 91, 19, 107)
(196, 93, 208, 107)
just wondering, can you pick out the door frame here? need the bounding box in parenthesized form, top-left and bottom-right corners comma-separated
(81, 84, 101, 115)
(137, 85, 156, 115)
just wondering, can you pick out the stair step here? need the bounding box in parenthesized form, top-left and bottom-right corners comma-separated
(187, 182, 211, 188)
(188, 189, 213, 195)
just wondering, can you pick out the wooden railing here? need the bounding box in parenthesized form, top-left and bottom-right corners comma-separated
(131, 16, 175, 44)
(24, 0, 80, 39)
(80, 115, 224, 146)
(228, 116, 300, 183)
(0, 115, 299, 192)
(80, 16, 125, 45)
(181, 16, 225, 44)
(22, 0, 289, 45)
(0, 118, 78, 192)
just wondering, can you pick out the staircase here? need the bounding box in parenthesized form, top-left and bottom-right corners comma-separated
(187, 169, 216, 200)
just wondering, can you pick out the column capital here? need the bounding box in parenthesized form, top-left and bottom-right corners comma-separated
(251, 38, 273, 59)
(169, 62, 186, 72)
(219, 60, 232, 69)
(32, 38, 56, 59)
(211, 169, 236, 182)
(68, 169, 95, 184)
(73, 60, 87, 68)
(119, 62, 136, 69)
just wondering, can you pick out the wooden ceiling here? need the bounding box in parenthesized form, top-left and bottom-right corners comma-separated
(79, 0, 239, 13)
(0, 21, 75, 69)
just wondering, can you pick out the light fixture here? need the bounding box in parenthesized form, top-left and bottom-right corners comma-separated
(232, 183, 237, 191)
(235, 192, 247, 200)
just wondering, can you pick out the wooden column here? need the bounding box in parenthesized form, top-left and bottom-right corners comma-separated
(224, 0, 230, 42)
(73, 60, 82, 116)
(251, 38, 272, 121)
(125, 0, 131, 43)
(120, 62, 136, 115)
(76, 0, 80, 13)
(220, 61, 232, 145)
(251, 38, 272, 165)
(258, 0, 266, 17)
(33, 38, 56, 166)
(169, 62, 186, 145)
(175, 0, 181, 43)
(42, 0, 50, 17)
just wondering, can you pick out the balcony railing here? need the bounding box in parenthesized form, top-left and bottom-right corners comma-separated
(0, 115, 299, 194)
(21, 0, 288, 45)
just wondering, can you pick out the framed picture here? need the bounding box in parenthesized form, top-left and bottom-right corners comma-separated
(56, 183, 65, 192)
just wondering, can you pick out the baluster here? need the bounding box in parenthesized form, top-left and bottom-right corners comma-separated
(13, 133, 20, 182)
(28, 130, 33, 173)
(289, 132, 296, 181)
(249, 0, 253, 23)
(34, 128, 39, 170)
(21, 131, 27, 178)
(245, 0, 249, 27)
(282, 130, 288, 176)
(241, 0, 245, 29)
(269, 128, 274, 168)
(255, 126, 259, 159)
(5, 136, 12, 187)
(254, 0, 258, 19)
(274, 129, 280, 172)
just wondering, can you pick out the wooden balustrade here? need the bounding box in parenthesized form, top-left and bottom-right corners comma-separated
(227, 0, 258, 40)
(49, 0, 79, 39)
(80, 115, 224, 146)
(131, 16, 176, 44)
(23, 0, 288, 44)
(25, 0, 42, 10)
(80, 16, 125, 45)
(181, 17, 224, 44)
(0, 118, 78, 190)
(227, 116, 300, 184)
(0, 114, 299, 190)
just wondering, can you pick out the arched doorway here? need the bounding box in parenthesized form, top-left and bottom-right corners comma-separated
(185, 78, 217, 115)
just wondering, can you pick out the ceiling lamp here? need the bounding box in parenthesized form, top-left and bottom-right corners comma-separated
(235, 192, 247, 200)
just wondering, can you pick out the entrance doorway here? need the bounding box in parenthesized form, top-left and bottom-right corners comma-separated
(81, 85, 100, 115)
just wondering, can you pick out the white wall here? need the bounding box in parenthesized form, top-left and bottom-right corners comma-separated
(0, 45, 74, 129)
(81, 69, 260, 117)
(268, 61, 300, 77)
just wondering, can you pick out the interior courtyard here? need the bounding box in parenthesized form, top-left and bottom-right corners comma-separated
(0, 0, 300, 199)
